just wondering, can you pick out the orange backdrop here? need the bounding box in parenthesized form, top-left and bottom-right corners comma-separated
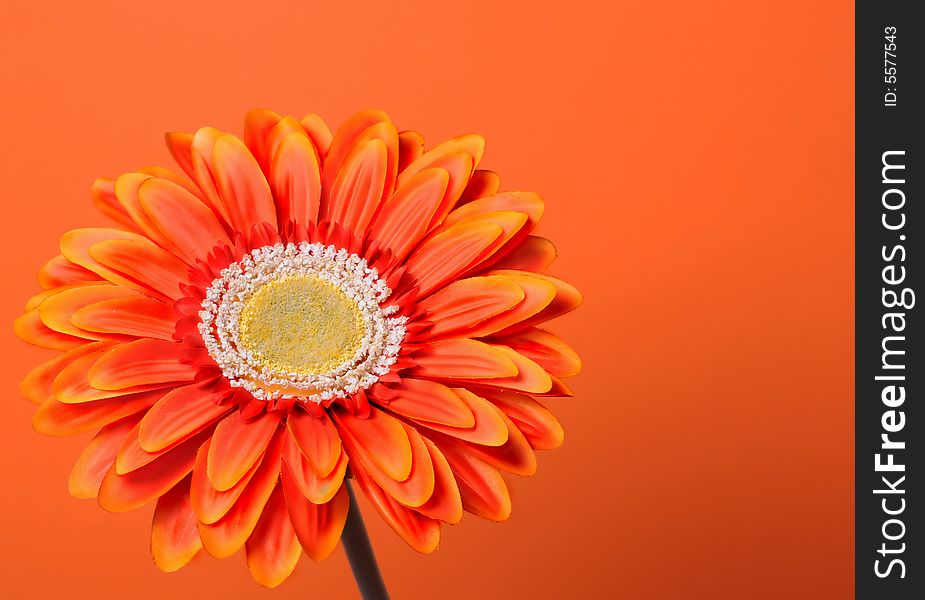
(0, 1, 853, 598)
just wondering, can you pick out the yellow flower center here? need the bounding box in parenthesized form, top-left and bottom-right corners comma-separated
(238, 275, 365, 376)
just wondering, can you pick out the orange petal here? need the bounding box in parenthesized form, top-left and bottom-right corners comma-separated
(299, 113, 333, 159)
(474, 345, 553, 394)
(382, 378, 474, 428)
(209, 133, 277, 233)
(324, 137, 389, 234)
(35, 389, 162, 437)
(332, 406, 412, 482)
(490, 271, 582, 334)
(87, 339, 195, 391)
(92, 177, 138, 231)
(165, 132, 196, 183)
(458, 170, 501, 204)
(397, 134, 484, 228)
(486, 391, 564, 450)
(98, 431, 201, 512)
(287, 408, 342, 477)
(452, 412, 537, 477)
(207, 410, 281, 491)
(281, 434, 347, 504)
(20, 341, 107, 404)
(53, 344, 176, 403)
(437, 441, 511, 521)
(281, 474, 348, 561)
(367, 168, 449, 265)
(404, 219, 509, 297)
(351, 469, 440, 553)
(138, 166, 201, 197)
(60, 228, 184, 300)
(199, 429, 284, 558)
(117, 423, 213, 475)
(243, 108, 284, 172)
(113, 173, 185, 258)
(499, 328, 581, 378)
(138, 177, 232, 263)
(410, 339, 517, 380)
(13, 309, 84, 350)
(245, 484, 301, 588)
(397, 130, 424, 172)
(342, 423, 435, 508)
(69, 414, 142, 499)
(89, 238, 190, 301)
(151, 477, 202, 572)
(419, 275, 525, 338)
(38, 283, 137, 340)
(270, 131, 322, 227)
(460, 272, 557, 339)
(415, 438, 463, 524)
(139, 378, 231, 452)
(490, 236, 557, 273)
(444, 191, 543, 233)
(411, 389, 508, 447)
(72, 295, 177, 341)
(190, 438, 259, 525)
(38, 254, 100, 289)
(322, 109, 394, 199)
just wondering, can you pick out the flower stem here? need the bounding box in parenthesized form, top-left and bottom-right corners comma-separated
(342, 480, 389, 600)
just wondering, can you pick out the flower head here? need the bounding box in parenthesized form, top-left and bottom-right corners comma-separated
(15, 109, 582, 587)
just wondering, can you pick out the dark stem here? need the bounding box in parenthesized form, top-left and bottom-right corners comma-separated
(342, 479, 390, 600)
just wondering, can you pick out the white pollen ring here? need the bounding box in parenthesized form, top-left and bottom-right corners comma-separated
(198, 242, 407, 403)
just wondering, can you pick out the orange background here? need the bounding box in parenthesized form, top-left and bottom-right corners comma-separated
(0, 1, 853, 598)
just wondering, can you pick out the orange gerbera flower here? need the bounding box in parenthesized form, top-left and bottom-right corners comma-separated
(14, 109, 581, 589)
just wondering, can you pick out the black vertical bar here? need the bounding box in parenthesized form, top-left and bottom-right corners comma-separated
(856, 1, 920, 598)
